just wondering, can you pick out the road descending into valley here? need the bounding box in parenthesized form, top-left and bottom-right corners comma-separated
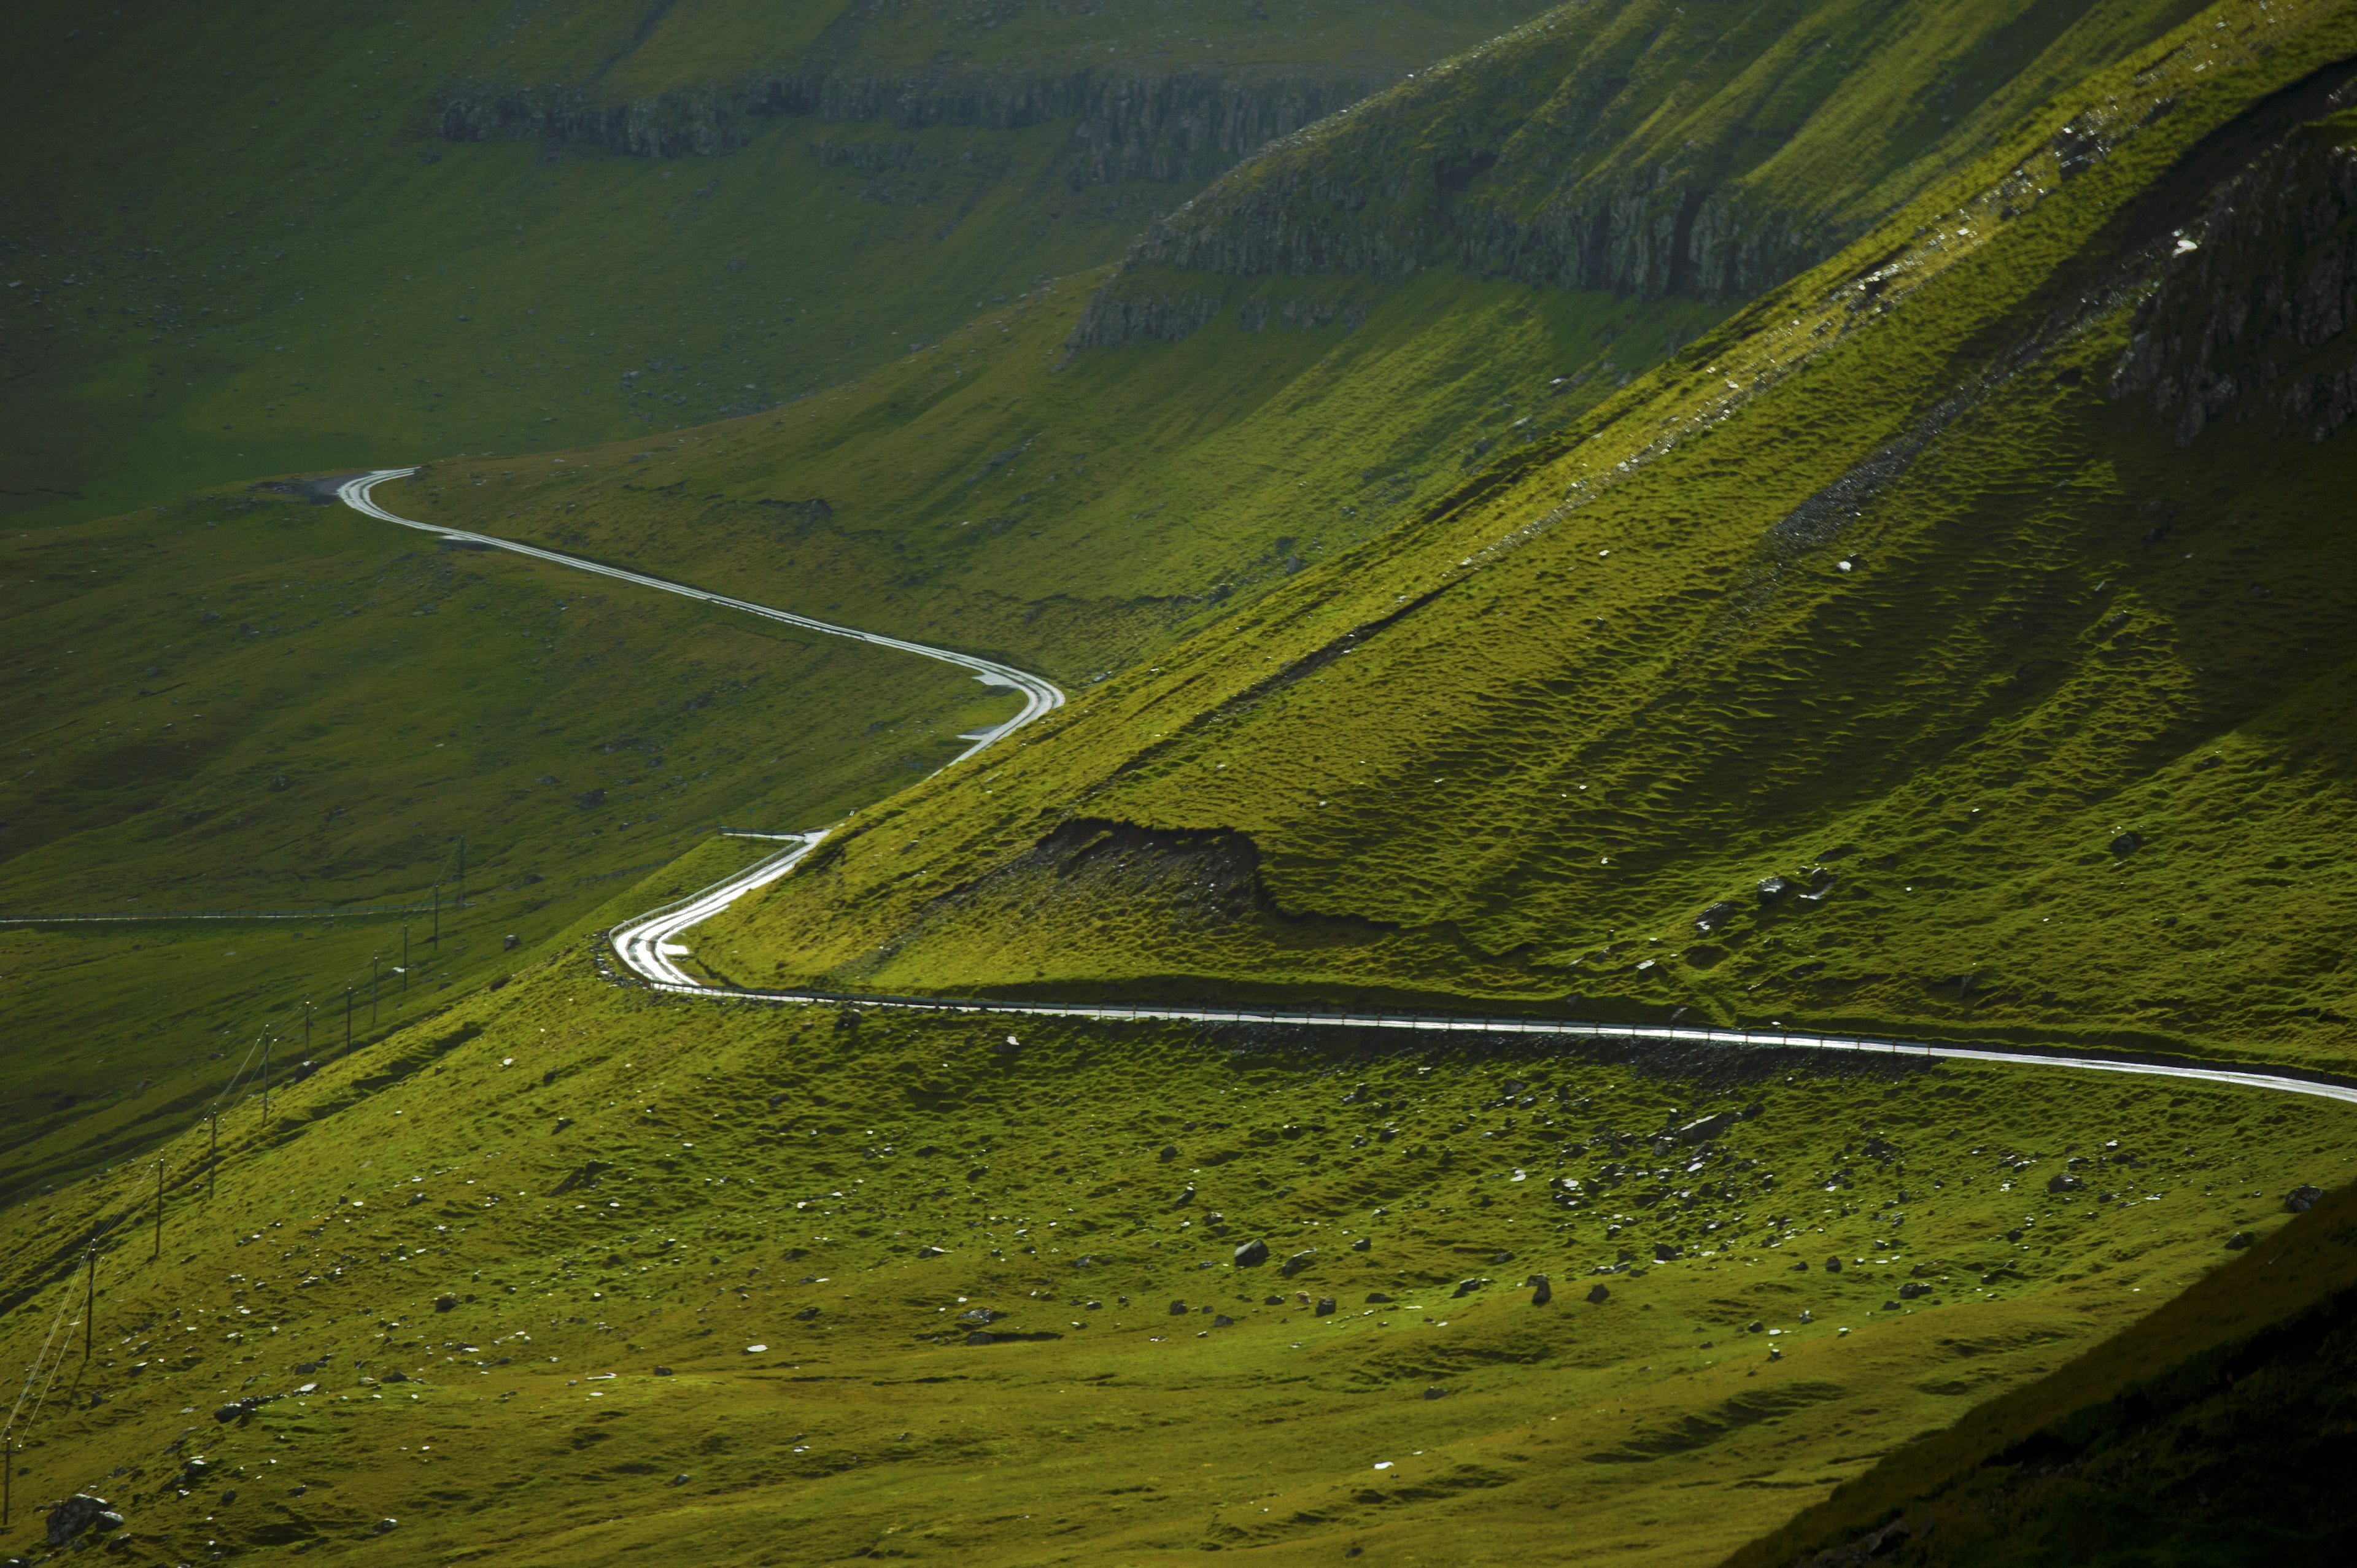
(337, 469, 1064, 759)
(343, 473, 2357, 1111)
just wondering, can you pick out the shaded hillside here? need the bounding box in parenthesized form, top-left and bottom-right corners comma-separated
(0, 0, 1542, 526)
(1725, 1181, 2357, 1568)
(1093, 0, 2215, 316)
(0, 487, 1004, 1202)
(407, 4, 2236, 713)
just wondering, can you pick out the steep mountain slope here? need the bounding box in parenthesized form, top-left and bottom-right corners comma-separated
(0, 0, 1544, 527)
(697, 2, 2357, 1074)
(397, 0, 2231, 696)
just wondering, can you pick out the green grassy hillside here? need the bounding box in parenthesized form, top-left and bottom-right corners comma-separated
(6, 0, 2357, 1562)
(0, 0, 1544, 528)
(0, 485, 1006, 1203)
(0, 910, 2347, 1566)
(695, 1, 2357, 1075)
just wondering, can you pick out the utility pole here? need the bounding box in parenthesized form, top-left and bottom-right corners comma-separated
(83, 1238, 96, 1361)
(303, 1000, 312, 1062)
(261, 1029, 271, 1124)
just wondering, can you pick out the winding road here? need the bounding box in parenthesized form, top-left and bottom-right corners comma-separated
(343, 472, 2357, 1112)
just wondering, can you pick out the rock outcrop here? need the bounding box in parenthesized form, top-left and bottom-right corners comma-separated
(2113, 115, 2357, 444)
(436, 63, 1382, 188)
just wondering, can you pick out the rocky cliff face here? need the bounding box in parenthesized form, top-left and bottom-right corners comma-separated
(1073, 0, 2246, 347)
(1132, 158, 1829, 304)
(2113, 117, 2357, 444)
(436, 63, 1382, 188)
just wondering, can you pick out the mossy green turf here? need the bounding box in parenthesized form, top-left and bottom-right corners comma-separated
(641, 1, 2357, 1073)
(2, 917, 2348, 1566)
(0, 489, 1012, 1202)
(0, 0, 1544, 529)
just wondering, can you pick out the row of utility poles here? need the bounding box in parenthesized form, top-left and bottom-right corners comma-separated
(4, 840, 477, 1529)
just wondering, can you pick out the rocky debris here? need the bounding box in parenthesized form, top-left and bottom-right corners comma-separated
(2047, 1173, 2084, 1194)
(1168, 1299, 1191, 1316)
(956, 1308, 1004, 1326)
(1315, 1297, 1336, 1316)
(1586, 1283, 1610, 1304)
(915, 1245, 948, 1258)
(1279, 1249, 1318, 1277)
(1450, 1277, 1487, 1299)
(1825, 1256, 1844, 1273)
(1694, 900, 1740, 935)
(1675, 1110, 1738, 1144)
(379, 1369, 409, 1384)
(653, 1365, 675, 1377)
(2226, 1231, 2255, 1249)
(502, 933, 521, 951)
(1158, 1145, 1180, 1162)
(1233, 1238, 1270, 1267)
(1341, 1082, 1370, 1105)
(1172, 1184, 1196, 1208)
(1652, 1243, 1682, 1262)
(434, 1293, 459, 1312)
(374, 1518, 398, 1534)
(1366, 1291, 1395, 1303)
(794, 1307, 821, 1321)
(1352, 1237, 1372, 1252)
(46, 1494, 123, 1548)
(1898, 1281, 1932, 1300)
(1529, 1275, 1552, 1305)
(964, 1329, 1064, 1345)
(1422, 1385, 1449, 1400)
(1756, 875, 1793, 904)
(1212, 1313, 1235, 1328)
(2286, 1185, 2325, 1213)
(2108, 830, 2146, 855)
